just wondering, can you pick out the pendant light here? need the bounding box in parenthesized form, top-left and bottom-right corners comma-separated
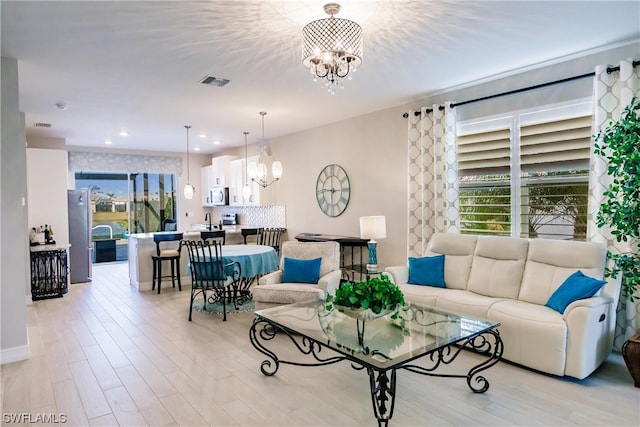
(183, 125, 195, 199)
(247, 111, 283, 188)
(242, 131, 251, 199)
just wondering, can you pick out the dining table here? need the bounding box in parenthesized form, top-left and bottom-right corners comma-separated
(219, 244, 280, 303)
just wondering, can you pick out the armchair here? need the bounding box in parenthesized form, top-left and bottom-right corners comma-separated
(253, 241, 341, 310)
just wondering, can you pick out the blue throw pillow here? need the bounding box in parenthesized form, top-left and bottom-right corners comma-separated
(407, 255, 446, 288)
(545, 270, 607, 314)
(282, 257, 322, 284)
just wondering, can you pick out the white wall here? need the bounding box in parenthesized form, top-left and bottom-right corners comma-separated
(27, 148, 70, 250)
(1, 56, 30, 364)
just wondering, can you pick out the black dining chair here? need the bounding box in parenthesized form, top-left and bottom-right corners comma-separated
(162, 218, 177, 231)
(241, 228, 264, 245)
(201, 230, 226, 245)
(183, 239, 241, 321)
(258, 227, 287, 255)
(151, 233, 183, 294)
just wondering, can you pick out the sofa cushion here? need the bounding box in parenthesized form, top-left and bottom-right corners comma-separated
(425, 233, 477, 290)
(488, 300, 567, 376)
(519, 239, 607, 305)
(408, 255, 445, 287)
(545, 270, 607, 314)
(282, 257, 321, 284)
(398, 283, 447, 307)
(466, 236, 528, 299)
(436, 290, 505, 319)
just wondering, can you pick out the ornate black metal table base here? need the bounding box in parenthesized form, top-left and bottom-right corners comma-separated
(249, 317, 503, 426)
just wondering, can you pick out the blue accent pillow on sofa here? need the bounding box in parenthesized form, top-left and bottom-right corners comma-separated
(545, 270, 607, 314)
(282, 257, 322, 284)
(407, 255, 446, 288)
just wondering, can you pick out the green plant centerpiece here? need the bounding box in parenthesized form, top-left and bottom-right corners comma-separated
(325, 275, 406, 348)
(594, 97, 640, 301)
(326, 275, 406, 320)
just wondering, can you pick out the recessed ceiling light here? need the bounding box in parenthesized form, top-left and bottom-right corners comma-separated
(104, 139, 112, 145)
(119, 130, 129, 137)
(199, 133, 207, 139)
(194, 147, 201, 152)
(213, 140, 221, 145)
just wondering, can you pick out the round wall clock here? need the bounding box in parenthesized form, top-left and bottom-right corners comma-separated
(316, 164, 350, 217)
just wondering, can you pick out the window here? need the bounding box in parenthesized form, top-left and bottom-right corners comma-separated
(457, 100, 591, 240)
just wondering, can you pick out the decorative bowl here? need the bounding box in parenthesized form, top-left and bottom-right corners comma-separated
(334, 305, 396, 321)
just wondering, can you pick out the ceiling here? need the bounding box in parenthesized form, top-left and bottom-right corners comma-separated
(2, 1, 639, 154)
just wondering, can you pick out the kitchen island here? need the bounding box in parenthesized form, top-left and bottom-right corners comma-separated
(127, 226, 264, 291)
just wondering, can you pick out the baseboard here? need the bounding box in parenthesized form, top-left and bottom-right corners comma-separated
(1, 343, 30, 365)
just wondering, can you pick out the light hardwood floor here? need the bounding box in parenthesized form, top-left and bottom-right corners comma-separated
(1, 262, 638, 426)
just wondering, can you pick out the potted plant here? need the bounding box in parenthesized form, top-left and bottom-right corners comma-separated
(325, 275, 406, 320)
(593, 96, 640, 301)
(594, 96, 640, 387)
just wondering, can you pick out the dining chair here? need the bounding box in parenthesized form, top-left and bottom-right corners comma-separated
(201, 229, 226, 245)
(184, 239, 241, 321)
(151, 233, 183, 294)
(258, 227, 287, 255)
(241, 227, 264, 245)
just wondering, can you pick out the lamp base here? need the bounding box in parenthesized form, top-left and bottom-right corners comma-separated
(366, 240, 378, 273)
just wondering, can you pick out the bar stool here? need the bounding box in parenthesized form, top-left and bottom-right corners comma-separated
(151, 233, 183, 294)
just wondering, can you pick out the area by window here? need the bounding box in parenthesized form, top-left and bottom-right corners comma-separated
(457, 99, 591, 240)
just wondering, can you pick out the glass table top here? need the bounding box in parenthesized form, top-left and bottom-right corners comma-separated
(254, 301, 500, 369)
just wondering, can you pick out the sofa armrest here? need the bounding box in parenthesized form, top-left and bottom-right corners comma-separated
(258, 270, 283, 285)
(318, 270, 342, 297)
(563, 295, 615, 379)
(384, 266, 409, 284)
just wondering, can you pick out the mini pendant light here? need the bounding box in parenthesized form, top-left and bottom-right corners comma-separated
(183, 125, 195, 199)
(242, 131, 251, 199)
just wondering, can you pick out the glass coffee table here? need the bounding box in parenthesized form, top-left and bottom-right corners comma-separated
(249, 301, 503, 426)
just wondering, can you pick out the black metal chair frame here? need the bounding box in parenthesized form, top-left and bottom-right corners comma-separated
(258, 227, 287, 255)
(241, 227, 264, 245)
(151, 233, 183, 294)
(201, 230, 226, 245)
(184, 239, 241, 322)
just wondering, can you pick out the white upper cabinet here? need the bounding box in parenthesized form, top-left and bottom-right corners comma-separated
(211, 155, 238, 187)
(201, 165, 214, 206)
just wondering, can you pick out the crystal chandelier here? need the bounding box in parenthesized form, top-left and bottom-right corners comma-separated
(302, 3, 363, 94)
(248, 112, 283, 188)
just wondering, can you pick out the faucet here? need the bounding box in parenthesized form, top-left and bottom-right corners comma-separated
(204, 212, 212, 230)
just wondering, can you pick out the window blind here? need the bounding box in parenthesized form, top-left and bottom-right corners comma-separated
(520, 115, 592, 172)
(457, 127, 511, 174)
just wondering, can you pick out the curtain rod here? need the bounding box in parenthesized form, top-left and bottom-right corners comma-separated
(402, 60, 640, 118)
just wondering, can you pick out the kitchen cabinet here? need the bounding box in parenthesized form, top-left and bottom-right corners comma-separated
(228, 156, 278, 206)
(211, 155, 237, 187)
(201, 165, 214, 206)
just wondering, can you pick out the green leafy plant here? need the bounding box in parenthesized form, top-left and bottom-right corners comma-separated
(594, 97, 640, 301)
(326, 275, 406, 316)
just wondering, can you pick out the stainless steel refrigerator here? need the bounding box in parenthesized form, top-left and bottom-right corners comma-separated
(68, 189, 92, 283)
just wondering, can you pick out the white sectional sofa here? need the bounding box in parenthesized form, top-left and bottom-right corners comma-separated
(384, 233, 621, 379)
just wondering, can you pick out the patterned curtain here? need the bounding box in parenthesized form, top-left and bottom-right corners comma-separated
(68, 152, 182, 174)
(406, 103, 459, 257)
(588, 58, 639, 350)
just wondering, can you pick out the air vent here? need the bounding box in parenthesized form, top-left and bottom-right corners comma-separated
(34, 122, 52, 128)
(199, 75, 230, 87)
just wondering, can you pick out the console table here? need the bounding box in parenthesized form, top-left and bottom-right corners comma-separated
(295, 233, 369, 282)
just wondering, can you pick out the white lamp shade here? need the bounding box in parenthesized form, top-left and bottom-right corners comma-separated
(247, 162, 258, 179)
(272, 161, 283, 179)
(183, 183, 195, 199)
(360, 216, 387, 240)
(257, 163, 267, 180)
(242, 184, 251, 198)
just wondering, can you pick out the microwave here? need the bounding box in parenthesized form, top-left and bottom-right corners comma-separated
(210, 187, 229, 205)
